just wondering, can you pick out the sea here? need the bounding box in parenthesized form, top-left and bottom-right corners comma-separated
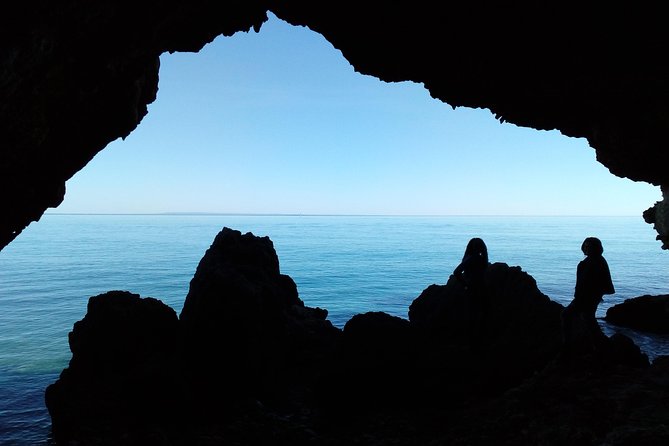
(2, 214, 669, 445)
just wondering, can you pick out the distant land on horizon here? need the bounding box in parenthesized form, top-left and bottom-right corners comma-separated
(43, 211, 647, 218)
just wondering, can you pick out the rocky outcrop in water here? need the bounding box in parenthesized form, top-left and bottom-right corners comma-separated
(179, 227, 340, 414)
(409, 263, 566, 395)
(45, 228, 665, 445)
(46, 228, 340, 444)
(44, 291, 181, 443)
(605, 294, 669, 334)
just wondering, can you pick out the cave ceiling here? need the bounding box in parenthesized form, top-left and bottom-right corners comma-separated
(2, 1, 669, 250)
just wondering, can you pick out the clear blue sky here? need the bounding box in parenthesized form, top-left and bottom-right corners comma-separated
(53, 13, 660, 216)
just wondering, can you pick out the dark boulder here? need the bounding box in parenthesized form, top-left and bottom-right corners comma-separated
(45, 228, 341, 443)
(321, 263, 569, 418)
(408, 262, 565, 395)
(605, 333, 650, 368)
(45, 290, 181, 443)
(178, 227, 340, 413)
(605, 294, 669, 334)
(320, 311, 415, 417)
(428, 351, 669, 446)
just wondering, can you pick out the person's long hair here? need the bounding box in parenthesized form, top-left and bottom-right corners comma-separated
(582, 237, 604, 256)
(463, 237, 488, 263)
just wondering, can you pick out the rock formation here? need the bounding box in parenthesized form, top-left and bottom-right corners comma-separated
(178, 227, 339, 414)
(605, 294, 669, 334)
(3, 3, 669, 249)
(44, 291, 182, 443)
(408, 263, 566, 395)
(46, 228, 340, 443)
(46, 228, 664, 445)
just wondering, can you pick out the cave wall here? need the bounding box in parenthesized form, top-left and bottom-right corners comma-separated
(0, 1, 271, 249)
(2, 1, 669, 250)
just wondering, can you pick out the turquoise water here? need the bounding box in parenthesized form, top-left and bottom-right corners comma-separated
(2, 214, 669, 444)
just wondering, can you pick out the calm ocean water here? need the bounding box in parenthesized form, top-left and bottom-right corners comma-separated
(2, 214, 669, 444)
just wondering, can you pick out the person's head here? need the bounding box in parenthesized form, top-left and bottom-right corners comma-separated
(464, 237, 488, 262)
(581, 237, 604, 256)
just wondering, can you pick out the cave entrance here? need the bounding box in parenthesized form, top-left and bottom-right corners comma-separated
(2, 11, 669, 446)
(43, 13, 663, 321)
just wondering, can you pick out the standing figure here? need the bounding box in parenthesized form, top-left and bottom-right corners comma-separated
(562, 237, 615, 353)
(453, 237, 489, 346)
(453, 237, 488, 294)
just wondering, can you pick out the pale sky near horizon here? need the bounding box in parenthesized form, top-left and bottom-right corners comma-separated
(52, 13, 661, 217)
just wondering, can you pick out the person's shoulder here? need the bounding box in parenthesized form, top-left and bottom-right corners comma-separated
(585, 255, 611, 271)
(593, 254, 609, 264)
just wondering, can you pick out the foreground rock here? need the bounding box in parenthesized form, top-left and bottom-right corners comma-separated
(46, 228, 340, 444)
(45, 228, 663, 445)
(45, 291, 181, 443)
(408, 262, 565, 395)
(321, 263, 569, 421)
(605, 294, 669, 333)
(179, 227, 340, 415)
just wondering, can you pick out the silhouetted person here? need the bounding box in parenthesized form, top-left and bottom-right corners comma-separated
(562, 237, 615, 355)
(453, 237, 489, 347)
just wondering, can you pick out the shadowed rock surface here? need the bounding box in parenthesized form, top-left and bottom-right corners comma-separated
(46, 228, 341, 444)
(606, 294, 669, 334)
(409, 263, 566, 394)
(179, 227, 340, 414)
(45, 228, 666, 445)
(44, 291, 181, 443)
(319, 311, 416, 422)
(3, 3, 669, 249)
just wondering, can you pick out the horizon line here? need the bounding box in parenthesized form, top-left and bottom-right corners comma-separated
(43, 211, 646, 218)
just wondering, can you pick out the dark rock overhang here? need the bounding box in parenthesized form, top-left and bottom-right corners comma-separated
(3, 1, 669, 249)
